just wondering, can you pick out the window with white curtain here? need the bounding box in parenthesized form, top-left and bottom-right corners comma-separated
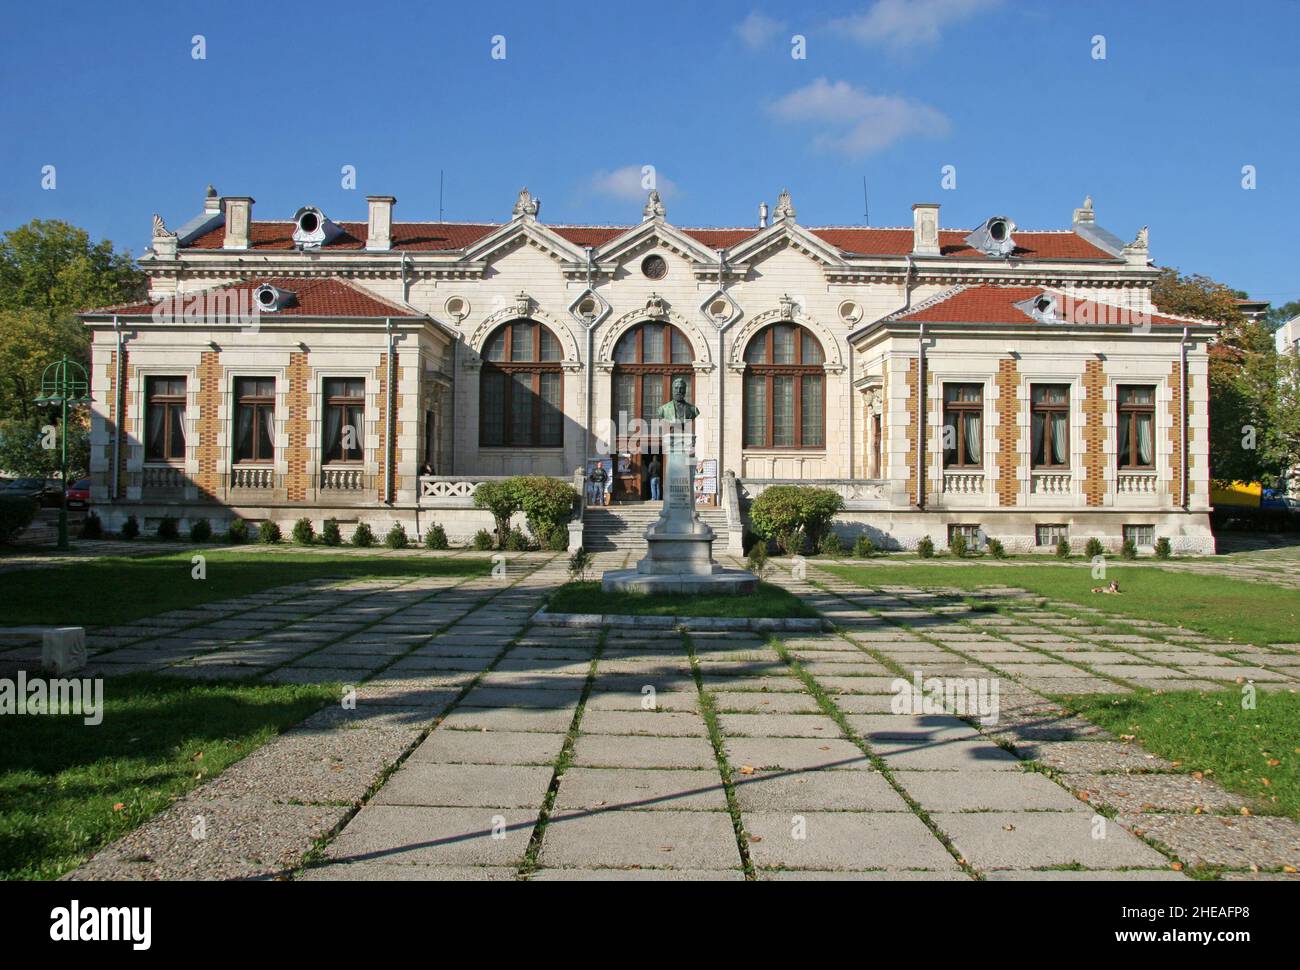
(1117, 385, 1155, 469)
(234, 377, 275, 463)
(1031, 384, 1070, 469)
(942, 383, 983, 468)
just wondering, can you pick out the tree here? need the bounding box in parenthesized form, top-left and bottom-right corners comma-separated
(0, 412, 89, 479)
(0, 309, 87, 421)
(1265, 299, 1300, 334)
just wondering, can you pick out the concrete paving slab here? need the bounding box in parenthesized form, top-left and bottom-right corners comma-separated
(373, 763, 554, 808)
(743, 811, 958, 872)
(538, 811, 741, 870)
(553, 768, 727, 812)
(936, 811, 1170, 871)
(324, 806, 539, 867)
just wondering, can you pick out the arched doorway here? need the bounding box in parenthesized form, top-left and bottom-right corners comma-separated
(611, 320, 694, 500)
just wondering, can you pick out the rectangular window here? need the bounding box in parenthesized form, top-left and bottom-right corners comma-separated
(539, 371, 563, 447)
(145, 376, 186, 462)
(234, 377, 275, 463)
(1035, 523, 1068, 547)
(942, 383, 983, 468)
(1117, 385, 1156, 469)
(480, 371, 505, 446)
(1123, 524, 1155, 547)
(322, 378, 365, 464)
(743, 373, 767, 448)
(641, 323, 664, 364)
(1031, 384, 1070, 468)
(800, 374, 824, 448)
(772, 375, 795, 447)
(947, 523, 981, 545)
(641, 374, 662, 427)
(509, 371, 534, 446)
(613, 373, 636, 424)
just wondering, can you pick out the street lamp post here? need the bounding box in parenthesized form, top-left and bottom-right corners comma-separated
(34, 357, 92, 551)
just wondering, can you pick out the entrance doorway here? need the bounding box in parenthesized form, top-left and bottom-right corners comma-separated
(610, 321, 694, 501)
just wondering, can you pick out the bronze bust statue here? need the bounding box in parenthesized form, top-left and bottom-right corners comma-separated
(656, 376, 698, 423)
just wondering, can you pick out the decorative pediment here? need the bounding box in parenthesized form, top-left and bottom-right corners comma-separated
(594, 218, 719, 269)
(721, 219, 848, 272)
(461, 218, 589, 269)
(726, 303, 845, 375)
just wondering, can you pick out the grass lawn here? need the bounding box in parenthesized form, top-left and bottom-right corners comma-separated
(1062, 689, 1300, 820)
(0, 550, 494, 627)
(0, 674, 337, 879)
(547, 580, 818, 619)
(821, 562, 1300, 646)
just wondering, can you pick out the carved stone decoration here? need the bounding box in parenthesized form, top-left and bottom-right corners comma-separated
(1130, 226, 1149, 251)
(645, 292, 667, 319)
(151, 213, 176, 239)
(512, 187, 539, 218)
(773, 188, 796, 222)
(642, 189, 666, 221)
(513, 290, 533, 318)
(778, 293, 798, 321)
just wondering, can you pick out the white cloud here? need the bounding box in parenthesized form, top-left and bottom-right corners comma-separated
(588, 165, 678, 203)
(735, 11, 786, 49)
(767, 78, 949, 157)
(833, 0, 1000, 49)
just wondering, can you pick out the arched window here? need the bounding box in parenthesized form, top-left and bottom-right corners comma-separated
(742, 323, 825, 449)
(610, 321, 695, 500)
(479, 320, 564, 448)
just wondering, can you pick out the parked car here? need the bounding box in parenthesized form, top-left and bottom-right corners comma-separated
(64, 478, 91, 510)
(2, 478, 63, 507)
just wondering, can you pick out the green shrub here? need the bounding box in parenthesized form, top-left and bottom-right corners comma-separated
(121, 515, 140, 540)
(818, 531, 844, 557)
(917, 535, 934, 558)
(80, 511, 103, 540)
(1154, 536, 1172, 559)
(292, 517, 315, 545)
(546, 527, 569, 552)
(745, 541, 770, 580)
(259, 520, 282, 544)
(568, 546, 592, 582)
(515, 476, 578, 548)
(986, 537, 1006, 560)
(352, 522, 375, 547)
(189, 518, 211, 543)
(1055, 536, 1071, 559)
(774, 527, 806, 556)
(1121, 537, 1138, 560)
(155, 515, 179, 540)
(852, 534, 876, 558)
(385, 523, 409, 549)
(1084, 537, 1105, 559)
(321, 518, 342, 546)
(505, 526, 530, 551)
(226, 518, 248, 544)
(473, 479, 520, 549)
(0, 495, 38, 544)
(949, 531, 968, 558)
(748, 485, 845, 549)
(424, 523, 449, 550)
(472, 528, 494, 551)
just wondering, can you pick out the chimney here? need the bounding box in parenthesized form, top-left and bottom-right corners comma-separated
(912, 203, 940, 256)
(204, 184, 221, 215)
(366, 195, 396, 251)
(758, 201, 769, 228)
(223, 196, 253, 250)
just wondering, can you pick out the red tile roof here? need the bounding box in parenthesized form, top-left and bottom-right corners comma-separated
(178, 221, 1117, 260)
(894, 286, 1205, 327)
(81, 277, 423, 319)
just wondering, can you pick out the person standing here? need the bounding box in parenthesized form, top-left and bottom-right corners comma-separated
(648, 454, 662, 501)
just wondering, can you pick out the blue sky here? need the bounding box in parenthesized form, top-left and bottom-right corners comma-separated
(1, 0, 1296, 304)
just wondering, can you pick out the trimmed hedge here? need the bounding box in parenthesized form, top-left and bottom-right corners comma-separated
(748, 485, 844, 549)
(0, 495, 38, 544)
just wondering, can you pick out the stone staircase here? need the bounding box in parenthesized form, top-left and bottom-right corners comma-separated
(582, 502, 729, 552)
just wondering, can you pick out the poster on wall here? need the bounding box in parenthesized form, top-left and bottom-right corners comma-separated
(585, 457, 612, 506)
(694, 458, 718, 506)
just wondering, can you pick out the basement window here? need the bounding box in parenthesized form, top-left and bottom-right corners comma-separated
(1035, 523, 1068, 547)
(1123, 524, 1155, 547)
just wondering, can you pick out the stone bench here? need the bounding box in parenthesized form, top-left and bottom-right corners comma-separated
(0, 626, 87, 674)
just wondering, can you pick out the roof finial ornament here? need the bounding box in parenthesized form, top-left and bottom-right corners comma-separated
(513, 187, 539, 219)
(206, 184, 218, 200)
(151, 213, 175, 239)
(643, 188, 666, 221)
(1083, 194, 1093, 211)
(773, 188, 796, 223)
(1131, 225, 1149, 251)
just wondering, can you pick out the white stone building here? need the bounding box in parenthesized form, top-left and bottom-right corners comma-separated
(79, 186, 1219, 553)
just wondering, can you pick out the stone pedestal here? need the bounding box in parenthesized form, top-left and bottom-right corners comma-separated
(602, 429, 756, 595)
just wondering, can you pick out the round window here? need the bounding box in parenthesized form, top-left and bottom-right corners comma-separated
(641, 255, 667, 280)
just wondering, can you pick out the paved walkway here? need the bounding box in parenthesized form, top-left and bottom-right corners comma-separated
(59, 549, 1300, 881)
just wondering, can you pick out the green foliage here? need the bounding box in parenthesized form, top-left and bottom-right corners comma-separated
(1055, 536, 1071, 559)
(384, 523, 409, 549)
(1084, 537, 1105, 559)
(1154, 536, 1172, 559)
(472, 528, 494, 551)
(986, 537, 1006, 559)
(748, 485, 845, 547)
(546, 527, 570, 552)
(0, 495, 38, 544)
(156, 515, 178, 541)
(817, 531, 844, 557)
(852, 534, 876, 558)
(774, 527, 806, 556)
(258, 520, 282, 545)
(0, 413, 89, 479)
(473, 476, 578, 550)
(321, 519, 342, 547)
(504, 526, 530, 551)
(1121, 537, 1138, 560)
(80, 510, 103, 540)
(948, 531, 968, 558)
(745, 541, 770, 580)
(351, 522, 375, 548)
(291, 517, 315, 546)
(424, 523, 449, 550)
(188, 519, 211, 543)
(917, 535, 934, 558)
(473, 479, 520, 548)
(567, 546, 592, 582)
(225, 518, 248, 544)
(120, 515, 139, 540)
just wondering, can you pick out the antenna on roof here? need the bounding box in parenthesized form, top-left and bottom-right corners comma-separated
(862, 176, 869, 226)
(439, 170, 445, 223)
